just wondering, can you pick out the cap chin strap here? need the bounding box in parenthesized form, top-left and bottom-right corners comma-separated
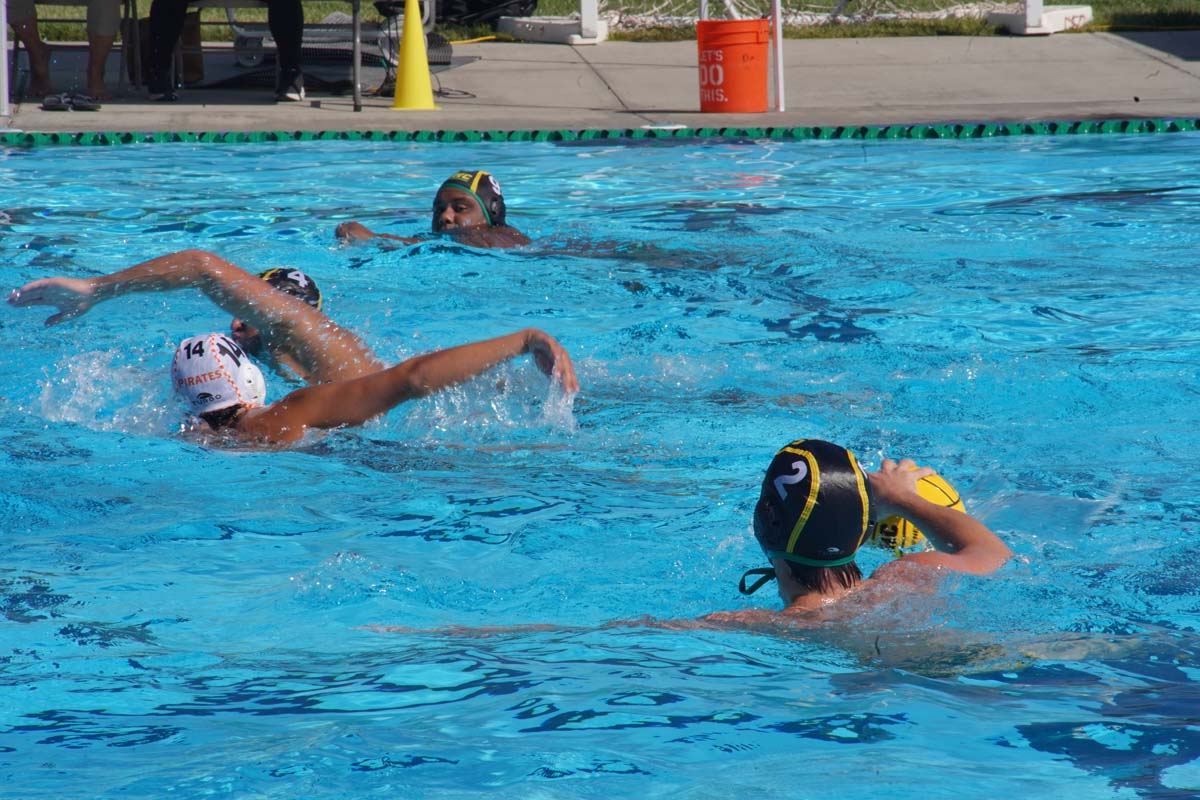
(738, 567, 775, 596)
(459, 187, 493, 226)
(739, 546, 859, 596)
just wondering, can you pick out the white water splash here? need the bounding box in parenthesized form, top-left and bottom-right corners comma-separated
(37, 349, 176, 436)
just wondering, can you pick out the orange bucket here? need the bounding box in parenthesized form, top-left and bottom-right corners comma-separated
(696, 18, 770, 113)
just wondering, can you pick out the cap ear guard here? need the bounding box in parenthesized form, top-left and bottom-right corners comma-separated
(476, 172, 507, 227)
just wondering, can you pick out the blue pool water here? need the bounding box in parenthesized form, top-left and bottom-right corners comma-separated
(2, 133, 1200, 799)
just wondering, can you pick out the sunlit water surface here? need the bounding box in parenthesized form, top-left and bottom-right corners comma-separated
(2, 134, 1200, 799)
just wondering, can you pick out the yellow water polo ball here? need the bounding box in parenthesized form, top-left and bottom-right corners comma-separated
(869, 471, 965, 554)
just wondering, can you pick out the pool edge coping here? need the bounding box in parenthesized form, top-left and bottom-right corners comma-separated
(4, 118, 1200, 146)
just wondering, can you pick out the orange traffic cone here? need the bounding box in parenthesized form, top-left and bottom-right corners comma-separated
(392, 0, 439, 110)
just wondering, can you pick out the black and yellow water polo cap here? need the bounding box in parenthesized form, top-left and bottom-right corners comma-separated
(259, 268, 323, 311)
(739, 439, 873, 595)
(439, 170, 507, 227)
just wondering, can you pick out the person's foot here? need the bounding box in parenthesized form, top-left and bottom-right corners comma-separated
(86, 35, 116, 102)
(146, 72, 178, 102)
(87, 80, 113, 102)
(275, 69, 305, 102)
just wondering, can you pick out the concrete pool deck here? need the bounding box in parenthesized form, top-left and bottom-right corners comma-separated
(6, 30, 1200, 135)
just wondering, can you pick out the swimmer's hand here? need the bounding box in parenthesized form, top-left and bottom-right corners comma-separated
(335, 221, 420, 244)
(8, 277, 97, 325)
(867, 458, 935, 518)
(524, 329, 580, 395)
(868, 457, 1012, 574)
(335, 221, 376, 241)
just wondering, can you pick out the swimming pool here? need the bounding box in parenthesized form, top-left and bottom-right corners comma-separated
(3, 131, 1200, 798)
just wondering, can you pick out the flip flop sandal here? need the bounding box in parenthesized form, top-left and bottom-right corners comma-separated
(40, 94, 71, 111)
(67, 94, 102, 111)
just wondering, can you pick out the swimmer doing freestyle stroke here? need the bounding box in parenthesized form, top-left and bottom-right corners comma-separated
(10, 250, 578, 446)
(10, 248, 383, 385)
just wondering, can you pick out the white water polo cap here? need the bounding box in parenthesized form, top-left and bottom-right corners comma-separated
(172, 333, 267, 415)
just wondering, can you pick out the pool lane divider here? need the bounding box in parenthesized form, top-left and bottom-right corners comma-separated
(3, 118, 1199, 146)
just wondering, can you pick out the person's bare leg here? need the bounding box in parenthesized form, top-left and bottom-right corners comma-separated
(86, 33, 116, 99)
(11, 18, 52, 96)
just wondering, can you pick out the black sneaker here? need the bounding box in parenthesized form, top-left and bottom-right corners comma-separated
(275, 70, 305, 102)
(147, 73, 178, 102)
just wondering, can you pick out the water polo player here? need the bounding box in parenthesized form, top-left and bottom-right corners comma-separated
(171, 326, 577, 445)
(335, 169, 531, 248)
(227, 266, 337, 377)
(739, 438, 1012, 614)
(370, 439, 1011, 638)
(10, 249, 384, 385)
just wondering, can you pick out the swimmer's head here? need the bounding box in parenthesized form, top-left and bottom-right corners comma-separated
(739, 439, 873, 600)
(433, 170, 507, 232)
(258, 268, 322, 310)
(172, 333, 266, 426)
(231, 268, 322, 356)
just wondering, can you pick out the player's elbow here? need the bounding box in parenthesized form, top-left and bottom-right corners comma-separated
(396, 356, 438, 399)
(968, 542, 1015, 576)
(173, 249, 227, 282)
(177, 248, 219, 267)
